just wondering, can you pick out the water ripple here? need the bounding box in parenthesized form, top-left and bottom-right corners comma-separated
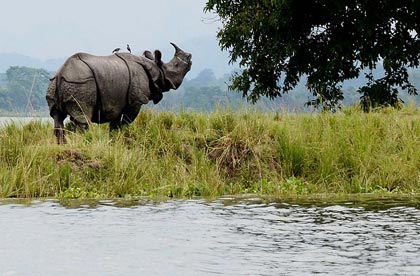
(1, 196, 420, 275)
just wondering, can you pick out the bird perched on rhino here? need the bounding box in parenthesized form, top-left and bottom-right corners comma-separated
(127, 44, 131, 53)
(112, 47, 121, 54)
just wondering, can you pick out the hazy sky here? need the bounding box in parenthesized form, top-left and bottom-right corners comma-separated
(0, 0, 220, 60)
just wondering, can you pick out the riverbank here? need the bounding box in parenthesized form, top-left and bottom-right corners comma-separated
(1, 107, 420, 199)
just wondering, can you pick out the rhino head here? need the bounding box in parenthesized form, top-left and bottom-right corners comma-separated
(158, 43, 192, 91)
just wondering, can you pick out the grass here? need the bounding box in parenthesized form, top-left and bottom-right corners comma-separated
(1, 106, 420, 199)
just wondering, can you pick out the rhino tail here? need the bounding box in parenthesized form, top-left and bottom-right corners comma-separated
(53, 72, 63, 113)
(48, 56, 75, 114)
(45, 70, 63, 117)
(56, 73, 63, 111)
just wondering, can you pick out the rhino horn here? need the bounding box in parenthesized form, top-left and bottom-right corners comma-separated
(170, 42, 182, 54)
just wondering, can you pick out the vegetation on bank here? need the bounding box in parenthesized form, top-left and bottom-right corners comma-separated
(1, 107, 420, 199)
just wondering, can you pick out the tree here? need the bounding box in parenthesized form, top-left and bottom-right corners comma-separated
(205, 0, 420, 111)
(187, 68, 218, 87)
(2, 66, 50, 112)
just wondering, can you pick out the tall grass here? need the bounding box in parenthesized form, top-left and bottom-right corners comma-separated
(1, 106, 420, 199)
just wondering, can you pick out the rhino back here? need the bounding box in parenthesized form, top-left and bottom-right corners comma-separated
(46, 54, 96, 112)
(125, 59, 151, 106)
(78, 53, 130, 121)
(60, 54, 95, 83)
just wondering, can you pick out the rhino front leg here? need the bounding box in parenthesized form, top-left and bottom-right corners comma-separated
(121, 104, 142, 127)
(109, 104, 142, 132)
(109, 119, 122, 132)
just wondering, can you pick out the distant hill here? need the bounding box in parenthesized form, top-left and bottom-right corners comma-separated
(0, 36, 235, 78)
(0, 52, 64, 73)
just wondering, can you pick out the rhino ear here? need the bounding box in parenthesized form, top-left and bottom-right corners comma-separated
(143, 50, 154, 60)
(154, 50, 162, 67)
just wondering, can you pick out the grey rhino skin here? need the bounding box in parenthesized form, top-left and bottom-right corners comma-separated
(46, 43, 192, 144)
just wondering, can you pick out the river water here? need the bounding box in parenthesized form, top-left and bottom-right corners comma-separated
(0, 117, 51, 127)
(1, 196, 420, 276)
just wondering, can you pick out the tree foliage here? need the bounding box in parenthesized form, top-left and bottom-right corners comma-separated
(205, 0, 420, 111)
(0, 66, 50, 113)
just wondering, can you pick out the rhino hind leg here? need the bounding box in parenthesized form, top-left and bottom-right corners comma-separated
(46, 80, 66, 144)
(51, 109, 67, 144)
(69, 116, 89, 133)
(65, 101, 94, 130)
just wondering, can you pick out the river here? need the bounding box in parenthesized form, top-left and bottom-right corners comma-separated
(0, 196, 419, 276)
(0, 117, 51, 127)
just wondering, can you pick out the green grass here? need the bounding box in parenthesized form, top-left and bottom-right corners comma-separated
(1, 106, 420, 199)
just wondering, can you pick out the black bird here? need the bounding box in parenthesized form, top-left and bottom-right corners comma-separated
(112, 47, 121, 54)
(127, 44, 131, 53)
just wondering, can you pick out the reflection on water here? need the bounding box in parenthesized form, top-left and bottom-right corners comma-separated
(1, 196, 420, 276)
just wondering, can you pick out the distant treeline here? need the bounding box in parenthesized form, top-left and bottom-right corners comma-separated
(0, 66, 50, 114)
(1, 66, 420, 115)
(157, 67, 420, 112)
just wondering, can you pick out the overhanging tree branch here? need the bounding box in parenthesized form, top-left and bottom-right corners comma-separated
(205, 0, 420, 111)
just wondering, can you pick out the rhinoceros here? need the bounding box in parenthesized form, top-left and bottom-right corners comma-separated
(46, 43, 192, 143)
